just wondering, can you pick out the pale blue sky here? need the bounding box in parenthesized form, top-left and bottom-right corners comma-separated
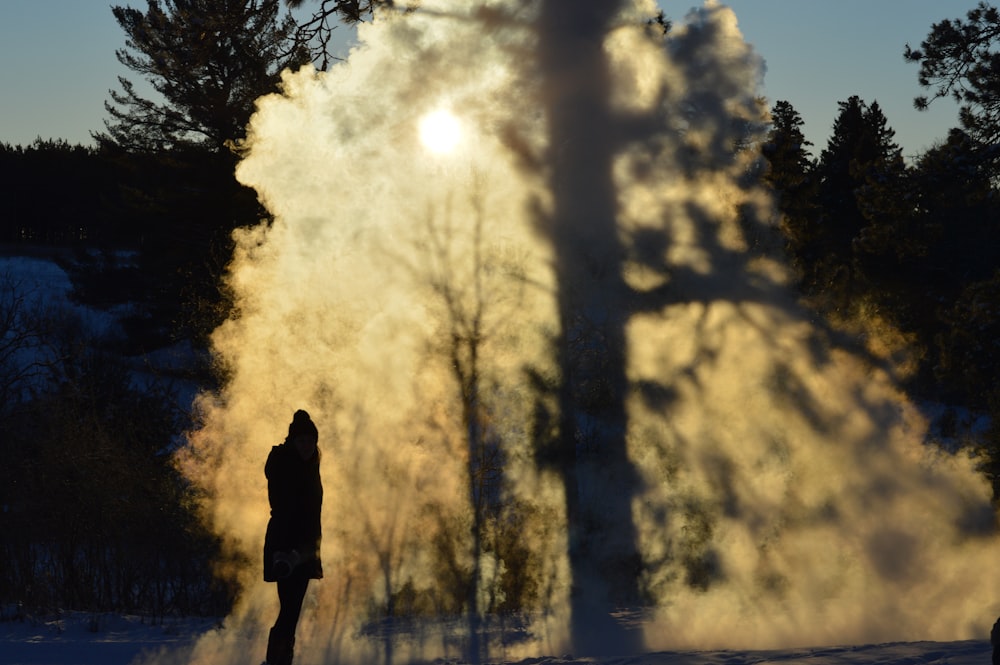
(0, 1, 969, 158)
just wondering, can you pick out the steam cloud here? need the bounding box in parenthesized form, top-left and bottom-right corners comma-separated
(170, 1, 1000, 663)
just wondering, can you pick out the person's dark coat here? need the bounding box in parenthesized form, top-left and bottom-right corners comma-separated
(263, 440, 323, 582)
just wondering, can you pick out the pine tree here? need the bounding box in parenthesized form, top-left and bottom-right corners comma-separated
(762, 100, 817, 281)
(808, 96, 905, 309)
(911, 131, 1000, 402)
(80, 1, 314, 354)
(905, 2, 1000, 147)
(99, 0, 308, 152)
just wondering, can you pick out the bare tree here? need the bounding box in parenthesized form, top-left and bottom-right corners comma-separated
(408, 179, 527, 662)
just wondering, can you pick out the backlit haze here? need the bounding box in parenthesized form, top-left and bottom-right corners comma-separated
(170, 2, 1000, 664)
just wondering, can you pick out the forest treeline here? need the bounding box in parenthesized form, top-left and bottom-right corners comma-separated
(766, 99, 1000, 436)
(1, 0, 999, 622)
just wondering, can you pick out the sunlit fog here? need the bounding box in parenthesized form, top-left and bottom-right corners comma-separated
(174, 2, 1000, 664)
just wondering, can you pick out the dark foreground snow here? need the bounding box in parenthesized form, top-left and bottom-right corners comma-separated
(0, 612, 991, 665)
(0, 613, 217, 665)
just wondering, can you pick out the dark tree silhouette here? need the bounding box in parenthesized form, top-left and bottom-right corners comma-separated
(762, 100, 817, 281)
(0, 141, 114, 246)
(84, 0, 311, 354)
(283, 0, 395, 68)
(0, 300, 230, 616)
(100, 0, 308, 152)
(905, 1, 1000, 146)
(805, 96, 905, 309)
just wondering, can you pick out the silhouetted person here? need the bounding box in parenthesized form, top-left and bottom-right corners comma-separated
(263, 409, 323, 665)
(992, 615, 1000, 665)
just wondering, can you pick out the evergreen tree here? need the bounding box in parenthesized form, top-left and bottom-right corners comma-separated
(835, 122, 1000, 406)
(910, 131, 1000, 402)
(83, 0, 311, 354)
(0, 141, 117, 246)
(808, 96, 905, 309)
(905, 2, 1000, 147)
(905, 0, 1000, 505)
(846, 100, 907, 278)
(761, 100, 817, 281)
(99, 0, 308, 151)
(79, 145, 261, 353)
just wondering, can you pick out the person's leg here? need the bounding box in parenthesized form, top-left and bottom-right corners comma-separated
(266, 574, 310, 665)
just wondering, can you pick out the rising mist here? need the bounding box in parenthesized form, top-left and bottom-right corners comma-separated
(174, 1, 1000, 664)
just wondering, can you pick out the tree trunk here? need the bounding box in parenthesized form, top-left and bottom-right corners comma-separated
(537, 1, 643, 656)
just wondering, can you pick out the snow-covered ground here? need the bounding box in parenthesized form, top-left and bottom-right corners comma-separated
(0, 612, 992, 665)
(0, 613, 217, 665)
(0, 253, 119, 337)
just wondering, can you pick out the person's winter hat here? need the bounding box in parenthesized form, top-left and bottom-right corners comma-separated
(288, 409, 318, 442)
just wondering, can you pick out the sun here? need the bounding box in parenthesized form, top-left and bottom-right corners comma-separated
(418, 109, 462, 154)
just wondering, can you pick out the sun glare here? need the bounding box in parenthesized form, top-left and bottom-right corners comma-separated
(418, 109, 462, 154)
